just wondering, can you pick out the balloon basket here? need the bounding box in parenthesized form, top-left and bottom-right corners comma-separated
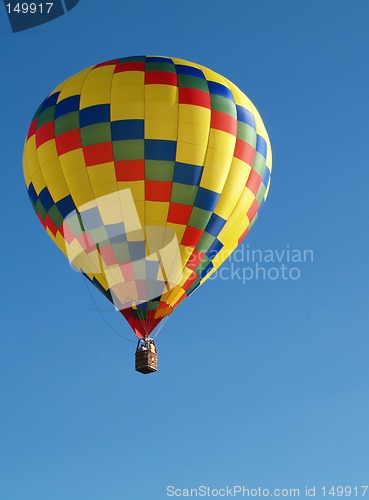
(135, 339, 158, 374)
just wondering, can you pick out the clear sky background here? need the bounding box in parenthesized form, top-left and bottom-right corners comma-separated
(1, 1, 369, 499)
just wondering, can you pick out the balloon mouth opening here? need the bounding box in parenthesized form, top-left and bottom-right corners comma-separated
(121, 300, 173, 320)
(119, 301, 173, 338)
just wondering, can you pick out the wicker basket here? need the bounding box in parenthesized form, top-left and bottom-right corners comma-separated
(135, 348, 158, 374)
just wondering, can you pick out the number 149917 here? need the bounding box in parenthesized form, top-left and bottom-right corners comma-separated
(5, 3, 54, 14)
(321, 486, 369, 496)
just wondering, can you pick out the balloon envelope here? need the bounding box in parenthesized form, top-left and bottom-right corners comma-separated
(23, 56, 272, 338)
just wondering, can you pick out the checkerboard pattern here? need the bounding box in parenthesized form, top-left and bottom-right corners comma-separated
(23, 56, 272, 338)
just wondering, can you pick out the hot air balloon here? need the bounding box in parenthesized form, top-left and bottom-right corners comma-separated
(23, 56, 272, 373)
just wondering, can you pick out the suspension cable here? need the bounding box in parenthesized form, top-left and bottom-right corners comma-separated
(83, 278, 136, 344)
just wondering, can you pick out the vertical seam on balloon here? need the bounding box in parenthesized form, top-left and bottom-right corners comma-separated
(205, 74, 239, 217)
(195, 78, 250, 285)
(177, 65, 217, 298)
(33, 70, 106, 292)
(141, 56, 179, 333)
(72, 67, 115, 287)
(34, 78, 70, 205)
(184, 63, 211, 246)
(53, 66, 90, 212)
(129, 56, 147, 335)
(154, 56, 179, 323)
(200, 88, 271, 286)
(107, 58, 134, 314)
(74, 65, 110, 285)
(144, 56, 178, 334)
(202, 76, 249, 277)
(140, 55, 148, 334)
(154, 57, 180, 315)
(74, 65, 115, 295)
(162, 62, 211, 308)
(102, 59, 133, 312)
(33, 78, 71, 249)
(54, 66, 91, 211)
(69, 66, 113, 291)
(195, 74, 239, 270)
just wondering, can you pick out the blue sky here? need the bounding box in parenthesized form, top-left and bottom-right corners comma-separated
(1, 1, 369, 499)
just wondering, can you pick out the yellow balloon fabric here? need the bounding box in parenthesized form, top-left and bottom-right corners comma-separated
(23, 56, 272, 338)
